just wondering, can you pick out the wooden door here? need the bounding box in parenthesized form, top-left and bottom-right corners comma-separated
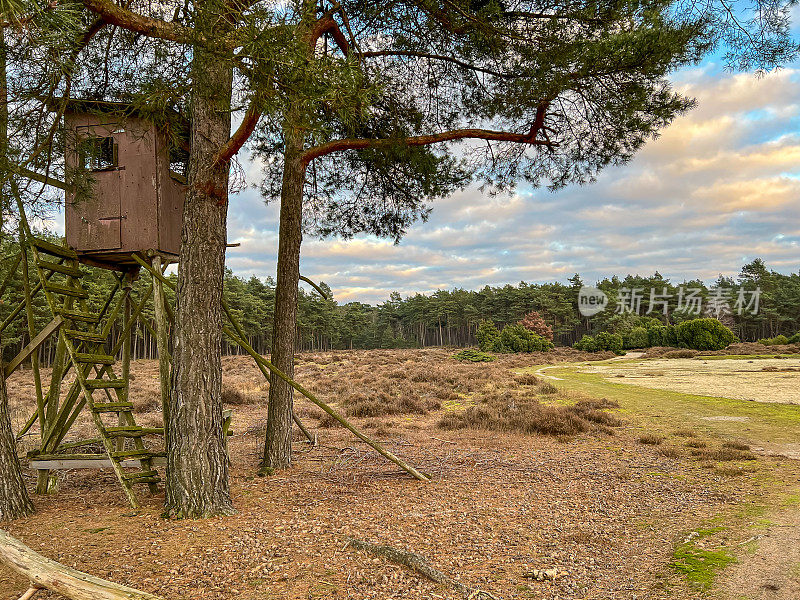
(70, 124, 123, 251)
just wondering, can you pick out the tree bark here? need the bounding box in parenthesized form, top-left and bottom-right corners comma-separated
(164, 1, 235, 518)
(0, 365, 35, 521)
(0, 29, 35, 522)
(262, 132, 306, 472)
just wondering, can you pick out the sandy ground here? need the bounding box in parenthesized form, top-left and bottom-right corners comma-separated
(577, 357, 800, 404)
(718, 502, 800, 600)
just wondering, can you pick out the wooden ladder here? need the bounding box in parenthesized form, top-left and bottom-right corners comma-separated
(27, 237, 161, 508)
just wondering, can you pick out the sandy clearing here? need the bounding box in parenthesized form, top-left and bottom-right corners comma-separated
(576, 357, 800, 404)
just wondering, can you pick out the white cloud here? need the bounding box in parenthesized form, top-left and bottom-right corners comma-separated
(226, 65, 800, 304)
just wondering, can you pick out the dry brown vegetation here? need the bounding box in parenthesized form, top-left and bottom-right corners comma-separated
(2, 347, 794, 600)
(645, 342, 800, 359)
(638, 433, 664, 445)
(437, 389, 622, 438)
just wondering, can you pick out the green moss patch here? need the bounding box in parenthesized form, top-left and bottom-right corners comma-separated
(671, 528, 735, 589)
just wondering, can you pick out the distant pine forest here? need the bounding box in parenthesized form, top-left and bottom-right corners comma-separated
(2, 233, 799, 362)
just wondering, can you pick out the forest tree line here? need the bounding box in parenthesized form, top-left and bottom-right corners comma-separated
(2, 233, 798, 362)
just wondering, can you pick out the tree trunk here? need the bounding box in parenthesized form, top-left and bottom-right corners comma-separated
(164, 6, 235, 517)
(0, 364, 35, 521)
(0, 29, 35, 522)
(262, 134, 306, 472)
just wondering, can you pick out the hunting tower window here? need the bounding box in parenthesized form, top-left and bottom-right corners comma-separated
(169, 145, 189, 183)
(79, 136, 118, 171)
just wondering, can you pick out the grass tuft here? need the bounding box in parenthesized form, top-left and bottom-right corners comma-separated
(638, 433, 664, 445)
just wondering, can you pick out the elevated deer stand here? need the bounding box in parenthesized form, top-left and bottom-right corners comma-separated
(3, 101, 189, 507)
(2, 101, 428, 509)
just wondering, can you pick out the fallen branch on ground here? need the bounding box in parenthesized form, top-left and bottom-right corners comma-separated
(345, 537, 498, 599)
(0, 529, 163, 600)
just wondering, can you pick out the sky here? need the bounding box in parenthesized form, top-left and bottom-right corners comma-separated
(224, 62, 800, 304)
(40, 60, 800, 306)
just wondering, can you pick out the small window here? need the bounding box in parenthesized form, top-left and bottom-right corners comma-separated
(79, 136, 118, 171)
(169, 145, 189, 183)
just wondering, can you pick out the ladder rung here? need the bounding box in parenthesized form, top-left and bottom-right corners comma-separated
(37, 260, 82, 278)
(111, 449, 151, 459)
(31, 238, 77, 259)
(84, 379, 126, 390)
(65, 329, 106, 343)
(45, 283, 88, 299)
(75, 353, 115, 365)
(57, 309, 99, 323)
(31, 453, 105, 461)
(128, 476, 161, 485)
(122, 470, 159, 481)
(93, 402, 134, 413)
(105, 427, 164, 438)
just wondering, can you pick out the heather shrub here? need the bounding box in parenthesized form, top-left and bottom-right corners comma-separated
(663, 349, 698, 358)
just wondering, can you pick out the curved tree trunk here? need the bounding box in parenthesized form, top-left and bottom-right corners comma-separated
(164, 3, 235, 518)
(262, 136, 306, 472)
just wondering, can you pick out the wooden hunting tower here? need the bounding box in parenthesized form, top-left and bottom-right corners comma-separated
(63, 101, 187, 268)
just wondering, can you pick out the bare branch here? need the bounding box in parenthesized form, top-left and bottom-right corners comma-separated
(213, 99, 261, 165)
(81, 0, 196, 44)
(301, 126, 553, 166)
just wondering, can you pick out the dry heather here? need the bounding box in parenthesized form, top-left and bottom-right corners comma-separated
(437, 386, 622, 438)
(645, 342, 800, 358)
(5, 347, 621, 453)
(286, 348, 623, 437)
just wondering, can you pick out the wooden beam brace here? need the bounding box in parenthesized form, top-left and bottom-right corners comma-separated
(4, 317, 64, 378)
(16, 166, 68, 190)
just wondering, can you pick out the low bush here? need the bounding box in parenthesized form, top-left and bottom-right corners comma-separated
(222, 386, 256, 405)
(790, 333, 800, 344)
(437, 391, 621, 437)
(690, 447, 756, 461)
(476, 321, 554, 353)
(675, 318, 736, 351)
(648, 325, 678, 348)
(722, 441, 750, 451)
(758, 335, 790, 346)
(537, 381, 559, 395)
(659, 446, 682, 458)
(573, 334, 599, 352)
(595, 332, 624, 355)
(343, 390, 440, 417)
(638, 433, 664, 445)
(499, 324, 554, 353)
(663, 349, 698, 359)
(452, 349, 495, 362)
(476, 321, 502, 352)
(574, 332, 624, 355)
(624, 326, 650, 349)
